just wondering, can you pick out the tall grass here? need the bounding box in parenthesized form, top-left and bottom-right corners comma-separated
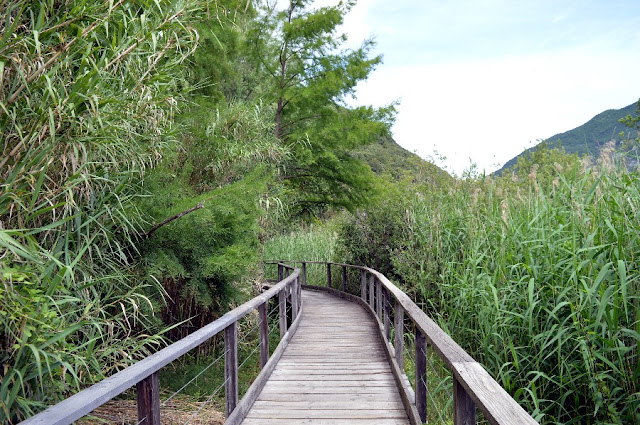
(263, 224, 338, 284)
(0, 0, 202, 421)
(395, 154, 640, 423)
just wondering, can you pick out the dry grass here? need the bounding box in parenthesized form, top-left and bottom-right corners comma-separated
(79, 397, 224, 425)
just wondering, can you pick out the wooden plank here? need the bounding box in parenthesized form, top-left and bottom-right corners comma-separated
(278, 288, 287, 339)
(242, 419, 410, 425)
(454, 376, 476, 425)
(415, 330, 427, 423)
(258, 302, 269, 368)
(342, 265, 348, 292)
(291, 279, 299, 322)
(136, 372, 160, 425)
(394, 301, 404, 370)
(251, 400, 405, 409)
(376, 278, 382, 320)
(225, 322, 238, 417)
(369, 274, 374, 308)
(384, 287, 391, 341)
(301, 262, 307, 286)
(246, 409, 409, 419)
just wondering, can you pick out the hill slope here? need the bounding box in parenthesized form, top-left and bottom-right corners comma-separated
(354, 134, 451, 182)
(497, 101, 638, 174)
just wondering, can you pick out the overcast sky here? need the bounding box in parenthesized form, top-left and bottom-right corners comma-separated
(317, 0, 640, 175)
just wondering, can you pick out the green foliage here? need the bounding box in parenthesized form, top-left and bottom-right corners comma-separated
(139, 164, 270, 340)
(340, 147, 640, 423)
(0, 0, 201, 420)
(250, 0, 396, 215)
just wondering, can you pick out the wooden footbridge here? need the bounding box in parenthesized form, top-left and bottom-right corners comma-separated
(21, 262, 538, 425)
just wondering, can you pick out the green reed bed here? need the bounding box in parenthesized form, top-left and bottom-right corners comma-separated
(401, 160, 639, 424)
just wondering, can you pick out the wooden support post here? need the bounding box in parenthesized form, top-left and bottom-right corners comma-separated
(302, 262, 307, 286)
(136, 372, 160, 425)
(258, 302, 269, 368)
(278, 288, 287, 339)
(376, 278, 382, 320)
(360, 269, 367, 300)
(291, 278, 299, 321)
(342, 265, 348, 293)
(225, 322, 238, 418)
(454, 377, 476, 425)
(368, 274, 374, 308)
(394, 301, 404, 370)
(383, 288, 391, 341)
(278, 264, 283, 282)
(415, 328, 427, 424)
(326, 263, 332, 288)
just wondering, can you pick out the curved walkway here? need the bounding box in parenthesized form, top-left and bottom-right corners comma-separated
(241, 290, 410, 425)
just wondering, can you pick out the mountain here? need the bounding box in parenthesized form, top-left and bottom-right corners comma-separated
(354, 134, 451, 182)
(497, 101, 639, 174)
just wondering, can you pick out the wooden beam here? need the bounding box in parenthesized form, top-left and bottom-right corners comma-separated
(225, 322, 238, 417)
(369, 274, 374, 309)
(384, 288, 391, 342)
(342, 265, 348, 293)
(415, 330, 427, 423)
(454, 376, 476, 425)
(136, 372, 160, 425)
(394, 301, 404, 371)
(258, 302, 269, 368)
(291, 279, 299, 321)
(279, 288, 287, 339)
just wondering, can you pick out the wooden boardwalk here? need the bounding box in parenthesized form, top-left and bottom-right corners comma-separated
(241, 290, 411, 425)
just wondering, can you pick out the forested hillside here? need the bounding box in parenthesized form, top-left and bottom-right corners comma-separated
(498, 101, 640, 174)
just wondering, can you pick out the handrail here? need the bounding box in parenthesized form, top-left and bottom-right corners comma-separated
(20, 263, 302, 425)
(266, 260, 538, 425)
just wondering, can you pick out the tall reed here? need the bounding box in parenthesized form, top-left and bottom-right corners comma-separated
(0, 0, 201, 421)
(398, 155, 639, 423)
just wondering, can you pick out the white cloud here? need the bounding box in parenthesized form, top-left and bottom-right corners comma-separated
(354, 48, 640, 174)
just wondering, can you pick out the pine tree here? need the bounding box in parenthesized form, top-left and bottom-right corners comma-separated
(251, 0, 396, 216)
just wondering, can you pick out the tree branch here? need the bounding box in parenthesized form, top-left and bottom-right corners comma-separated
(142, 201, 205, 238)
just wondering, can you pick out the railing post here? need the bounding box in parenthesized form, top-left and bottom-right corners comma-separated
(383, 288, 391, 341)
(415, 328, 427, 423)
(302, 262, 307, 286)
(360, 269, 367, 300)
(368, 274, 374, 308)
(326, 263, 332, 288)
(291, 278, 299, 321)
(278, 263, 283, 281)
(225, 322, 238, 417)
(454, 377, 476, 425)
(342, 265, 348, 292)
(258, 302, 269, 368)
(136, 372, 160, 425)
(394, 301, 404, 370)
(376, 278, 382, 320)
(278, 288, 287, 339)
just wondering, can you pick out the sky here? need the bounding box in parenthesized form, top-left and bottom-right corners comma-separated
(316, 0, 640, 175)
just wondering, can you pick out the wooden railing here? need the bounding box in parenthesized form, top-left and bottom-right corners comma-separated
(19, 263, 302, 425)
(266, 260, 539, 425)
